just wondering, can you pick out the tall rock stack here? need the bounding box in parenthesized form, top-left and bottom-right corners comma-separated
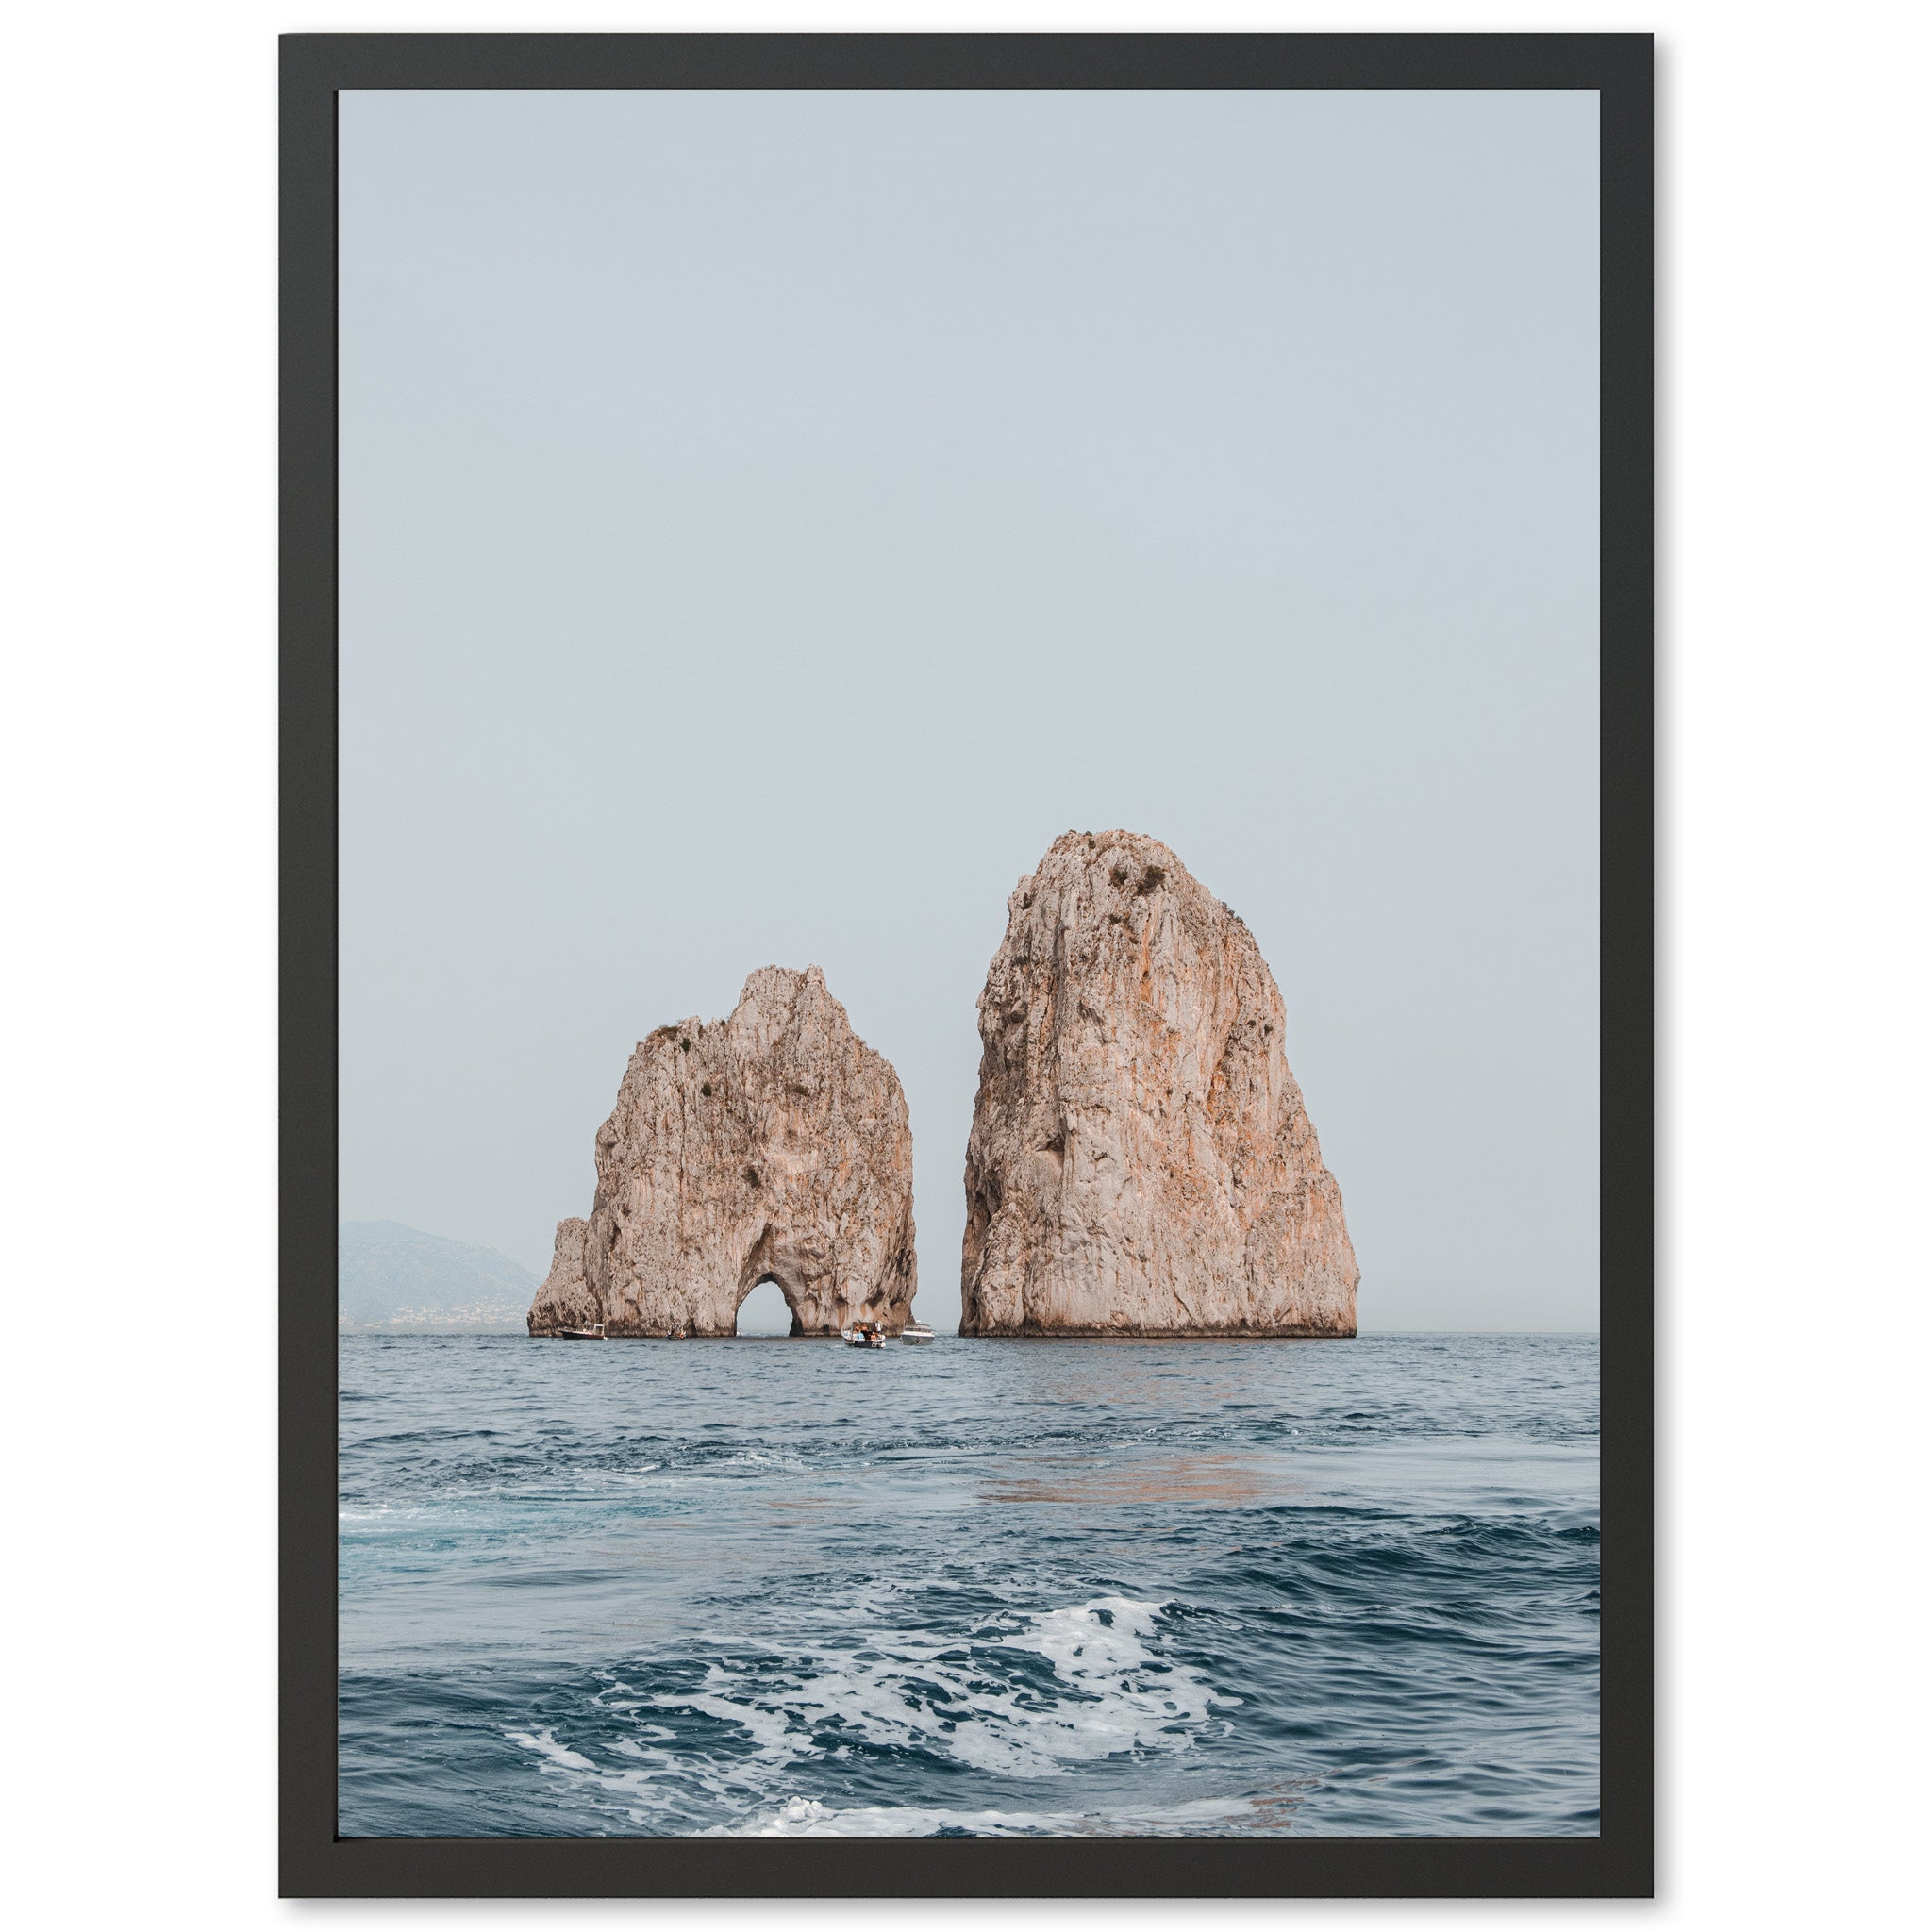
(528, 966, 917, 1337)
(960, 832, 1357, 1337)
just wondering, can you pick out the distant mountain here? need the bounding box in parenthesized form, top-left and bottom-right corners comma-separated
(339, 1221, 536, 1330)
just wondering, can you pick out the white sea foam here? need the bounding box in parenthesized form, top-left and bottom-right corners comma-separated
(722, 1790, 1271, 1837)
(504, 1727, 600, 1774)
(338, 1502, 436, 1524)
(505, 1594, 1234, 1823)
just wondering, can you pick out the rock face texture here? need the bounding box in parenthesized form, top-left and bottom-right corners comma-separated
(528, 966, 917, 1337)
(528, 1218, 598, 1332)
(960, 832, 1357, 1338)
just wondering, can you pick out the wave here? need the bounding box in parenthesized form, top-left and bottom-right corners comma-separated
(501, 1596, 1234, 1829)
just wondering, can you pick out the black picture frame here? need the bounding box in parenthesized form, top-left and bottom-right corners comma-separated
(283, 29, 1653, 1898)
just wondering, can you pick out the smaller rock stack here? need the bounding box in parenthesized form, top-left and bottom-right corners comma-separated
(528, 966, 917, 1337)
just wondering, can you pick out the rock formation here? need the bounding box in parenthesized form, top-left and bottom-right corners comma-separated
(528, 966, 917, 1337)
(528, 1217, 598, 1332)
(960, 831, 1357, 1337)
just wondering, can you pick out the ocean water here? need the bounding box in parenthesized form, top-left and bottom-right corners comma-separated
(339, 1332, 1598, 1837)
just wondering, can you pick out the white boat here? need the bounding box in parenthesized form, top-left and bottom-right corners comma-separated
(899, 1322, 935, 1344)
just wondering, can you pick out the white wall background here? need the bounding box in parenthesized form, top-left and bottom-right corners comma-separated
(1, 1, 1926, 1926)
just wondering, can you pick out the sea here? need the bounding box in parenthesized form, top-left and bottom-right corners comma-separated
(339, 1332, 1599, 1838)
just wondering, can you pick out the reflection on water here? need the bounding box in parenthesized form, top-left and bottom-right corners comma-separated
(978, 1449, 1299, 1509)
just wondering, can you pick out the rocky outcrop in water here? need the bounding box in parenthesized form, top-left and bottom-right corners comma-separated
(528, 1217, 598, 1332)
(960, 831, 1357, 1337)
(528, 966, 917, 1337)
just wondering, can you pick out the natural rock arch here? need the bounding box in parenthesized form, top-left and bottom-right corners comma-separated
(529, 966, 917, 1337)
(732, 1274, 798, 1337)
(733, 1240, 817, 1338)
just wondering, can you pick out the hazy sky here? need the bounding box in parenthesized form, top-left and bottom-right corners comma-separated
(339, 88, 1599, 1333)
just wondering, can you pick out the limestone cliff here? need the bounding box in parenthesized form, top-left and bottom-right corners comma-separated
(528, 966, 917, 1337)
(528, 1218, 598, 1332)
(960, 831, 1357, 1337)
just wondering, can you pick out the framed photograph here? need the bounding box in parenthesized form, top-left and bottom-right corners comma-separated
(284, 31, 1652, 1897)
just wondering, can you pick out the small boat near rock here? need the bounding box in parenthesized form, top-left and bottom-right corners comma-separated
(557, 1324, 606, 1341)
(900, 1321, 935, 1344)
(843, 1321, 887, 1349)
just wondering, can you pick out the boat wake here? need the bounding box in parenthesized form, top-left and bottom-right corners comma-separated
(504, 1595, 1237, 1833)
(340, 1332, 1601, 1836)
